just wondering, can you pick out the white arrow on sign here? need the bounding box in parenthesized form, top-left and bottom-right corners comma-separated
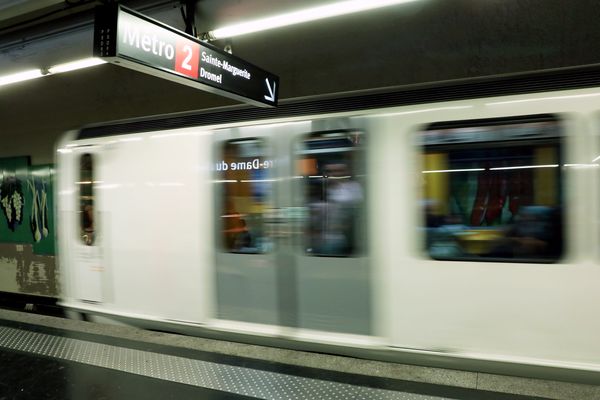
(264, 78, 276, 102)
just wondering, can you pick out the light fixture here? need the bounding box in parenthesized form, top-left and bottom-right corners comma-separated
(0, 57, 106, 88)
(422, 168, 485, 174)
(489, 164, 559, 171)
(209, 0, 421, 39)
(47, 57, 106, 74)
(0, 69, 44, 87)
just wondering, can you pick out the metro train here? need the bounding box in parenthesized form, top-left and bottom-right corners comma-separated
(56, 67, 600, 379)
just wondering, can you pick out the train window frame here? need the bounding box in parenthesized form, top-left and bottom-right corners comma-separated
(217, 137, 274, 255)
(419, 114, 565, 264)
(78, 153, 96, 246)
(294, 129, 367, 258)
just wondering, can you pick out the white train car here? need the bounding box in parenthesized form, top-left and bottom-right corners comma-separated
(56, 68, 600, 379)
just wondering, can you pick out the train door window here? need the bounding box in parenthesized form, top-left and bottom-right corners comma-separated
(296, 131, 366, 256)
(79, 153, 95, 246)
(420, 115, 563, 262)
(219, 139, 273, 254)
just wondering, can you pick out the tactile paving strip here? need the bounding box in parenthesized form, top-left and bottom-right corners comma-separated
(0, 326, 450, 400)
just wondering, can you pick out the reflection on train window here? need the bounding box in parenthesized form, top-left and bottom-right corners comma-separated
(79, 153, 95, 246)
(420, 116, 563, 262)
(219, 139, 273, 254)
(297, 131, 366, 257)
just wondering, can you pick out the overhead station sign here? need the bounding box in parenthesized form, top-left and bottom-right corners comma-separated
(94, 5, 279, 107)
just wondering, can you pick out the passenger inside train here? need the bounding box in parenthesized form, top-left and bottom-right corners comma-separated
(301, 132, 365, 256)
(79, 153, 95, 246)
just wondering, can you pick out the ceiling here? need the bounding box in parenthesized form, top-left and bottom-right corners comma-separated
(0, 0, 363, 75)
(0, 0, 183, 74)
(0, 0, 64, 23)
(3, 1, 600, 103)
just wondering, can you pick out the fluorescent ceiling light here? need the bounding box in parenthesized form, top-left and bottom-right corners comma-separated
(0, 58, 106, 88)
(48, 57, 106, 74)
(210, 0, 421, 39)
(489, 164, 559, 171)
(422, 168, 485, 174)
(0, 69, 44, 87)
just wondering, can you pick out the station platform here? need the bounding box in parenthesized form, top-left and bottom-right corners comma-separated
(0, 309, 598, 400)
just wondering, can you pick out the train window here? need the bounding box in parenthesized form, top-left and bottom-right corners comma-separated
(79, 153, 95, 246)
(420, 115, 563, 262)
(296, 131, 366, 257)
(219, 139, 273, 254)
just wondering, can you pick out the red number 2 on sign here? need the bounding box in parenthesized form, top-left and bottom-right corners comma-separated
(175, 39, 200, 78)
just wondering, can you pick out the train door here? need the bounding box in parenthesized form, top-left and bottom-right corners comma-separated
(213, 127, 282, 326)
(69, 149, 106, 304)
(291, 124, 371, 335)
(213, 119, 371, 335)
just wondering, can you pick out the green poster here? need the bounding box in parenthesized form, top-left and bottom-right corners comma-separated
(0, 157, 30, 243)
(0, 158, 56, 255)
(30, 164, 55, 255)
